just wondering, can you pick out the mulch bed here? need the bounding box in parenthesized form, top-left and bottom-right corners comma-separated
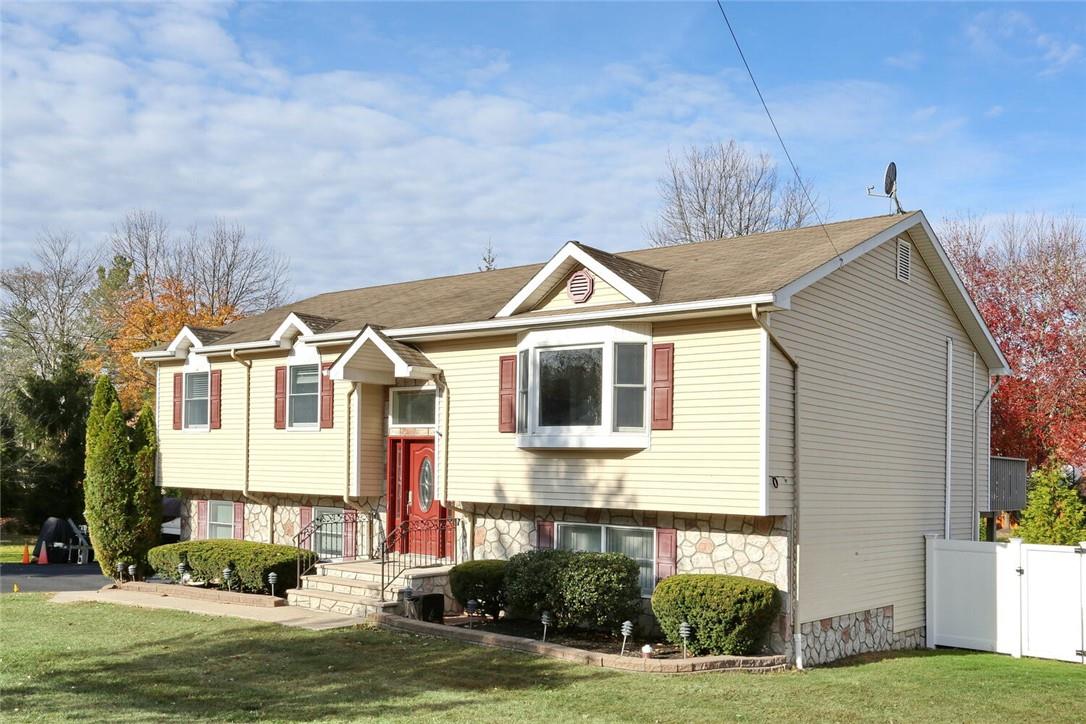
(446, 615, 686, 658)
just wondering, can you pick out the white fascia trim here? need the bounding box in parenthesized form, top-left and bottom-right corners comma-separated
(165, 326, 203, 356)
(328, 326, 434, 381)
(773, 212, 922, 309)
(386, 293, 776, 340)
(773, 211, 1010, 376)
(915, 214, 1011, 375)
(270, 313, 316, 348)
(495, 241, 653, 318)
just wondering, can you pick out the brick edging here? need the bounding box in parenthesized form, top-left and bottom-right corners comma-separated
(111, 582, 286, 608)
(369, 613, 787, 673)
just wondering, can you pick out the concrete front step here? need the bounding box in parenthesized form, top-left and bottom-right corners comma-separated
(285, 587, 400, 618)
(301, 574, 381, 598)
(315, 561, 384, 585)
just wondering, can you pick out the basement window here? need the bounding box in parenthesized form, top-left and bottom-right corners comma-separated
(557, 522, 656, 596)
(208, 501, 234, 539)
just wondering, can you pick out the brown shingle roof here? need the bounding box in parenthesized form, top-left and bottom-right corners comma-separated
(154, 213, 913, 348)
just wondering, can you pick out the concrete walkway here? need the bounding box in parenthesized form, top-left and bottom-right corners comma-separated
(49, 587, 363, 631)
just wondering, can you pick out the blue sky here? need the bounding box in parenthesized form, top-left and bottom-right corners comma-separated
(2, 2, 1083, 298)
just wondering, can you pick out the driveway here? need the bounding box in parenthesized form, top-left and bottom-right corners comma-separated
(0, 563, 112, 594)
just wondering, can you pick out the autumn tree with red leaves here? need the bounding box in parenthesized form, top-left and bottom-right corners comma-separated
(942, 213, 1086, 467)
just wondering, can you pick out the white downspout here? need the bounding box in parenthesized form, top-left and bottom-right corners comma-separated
(751, 305, 802, 667)
(944, 338, 953, 540)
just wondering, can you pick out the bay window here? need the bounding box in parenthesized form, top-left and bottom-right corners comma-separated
(516, 325, 651, 448)
(557, 522, 656, 596)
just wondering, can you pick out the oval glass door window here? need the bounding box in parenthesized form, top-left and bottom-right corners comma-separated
(418, 458, 434, 512)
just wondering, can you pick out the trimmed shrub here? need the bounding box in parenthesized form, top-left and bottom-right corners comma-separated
(148, 540, 315, 594)
(505, 549, 571, 619)
(449, 560, 508, 619)
(558, 552, 641, 632)
(652, 574, 780, 655)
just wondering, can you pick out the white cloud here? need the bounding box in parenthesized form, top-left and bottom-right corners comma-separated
(885, 51, 924, 70)
(0, 3, 1036, 297)
(966, 10, 1083, 76)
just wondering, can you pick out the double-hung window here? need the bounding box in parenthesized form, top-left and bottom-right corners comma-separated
(289, 364, 320, 427)
(184, 372, 209, 429)
(313, 506, 343, 558)
(557, 523, 656, 596)
(208, 501, 234, 539)
(516, 325, 650, 448)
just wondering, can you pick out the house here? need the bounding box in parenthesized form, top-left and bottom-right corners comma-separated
(135, 211, 1009, 666)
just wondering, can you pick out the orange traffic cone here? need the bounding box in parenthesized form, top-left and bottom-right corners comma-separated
(37, 545, 49, 565)
(21, 543, 30, 564)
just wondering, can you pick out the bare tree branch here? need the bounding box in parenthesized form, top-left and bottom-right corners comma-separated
(647, 140, 819, 247)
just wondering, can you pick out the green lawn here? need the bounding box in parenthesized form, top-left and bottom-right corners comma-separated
(1, 594, 1083, 723)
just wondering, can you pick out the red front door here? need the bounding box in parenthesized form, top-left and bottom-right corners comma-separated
(387, 437, 448, 556)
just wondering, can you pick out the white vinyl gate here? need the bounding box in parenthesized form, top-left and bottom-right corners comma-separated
(926, 535, 1086, 663)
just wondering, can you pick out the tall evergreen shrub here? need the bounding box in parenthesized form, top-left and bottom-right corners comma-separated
(1017, 465, 1086, 545)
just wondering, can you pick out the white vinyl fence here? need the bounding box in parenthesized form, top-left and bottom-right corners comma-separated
(926, 535, 1086, 663)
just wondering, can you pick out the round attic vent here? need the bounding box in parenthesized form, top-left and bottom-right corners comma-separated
(566, 270, 595, 303)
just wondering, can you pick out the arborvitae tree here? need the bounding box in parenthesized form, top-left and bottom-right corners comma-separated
(84, 401, 136, 576)
(86, 374, 119, 456)
(129, 402, 161, 558)
(1017, 465, 1086, 546)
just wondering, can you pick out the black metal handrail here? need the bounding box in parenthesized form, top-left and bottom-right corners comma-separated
(294, 510, 381, 586)
(293, 511, 460, 602)
(379, 517, 461, 601)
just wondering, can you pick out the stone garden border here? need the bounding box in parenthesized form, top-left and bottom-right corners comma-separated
(370, 613, 787, 673)
(112, 581, 286, 608)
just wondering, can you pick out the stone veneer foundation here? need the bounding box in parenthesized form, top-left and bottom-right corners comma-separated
(798, 605, 925, 666)
(466, 503, 792, 655)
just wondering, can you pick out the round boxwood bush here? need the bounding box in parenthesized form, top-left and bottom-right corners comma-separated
(505, 548, 571, 619)
(449, 559, 508, 619)
(558, 552, 641, 632)
(148, 540, 315, 594)
(652, 574, 780, 655)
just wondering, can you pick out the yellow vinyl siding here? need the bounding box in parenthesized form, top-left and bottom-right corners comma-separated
(156, 361, 245, 491)
(358, 383, 387, 497)
(422, 316, 764, 515)
(533, 269, 632, 312)
(770, 232, 992, 632)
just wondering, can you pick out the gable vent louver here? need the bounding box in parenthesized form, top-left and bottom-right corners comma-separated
(566, 270, 595, 303)
(896, 239, 912, 283)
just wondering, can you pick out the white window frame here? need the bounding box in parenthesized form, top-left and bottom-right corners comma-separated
(387, 383, 438, 433)
(287, 362, 321, 429)
(207, 500, 234, 539)
(515, 324, 651, 449)
(180, 354, 210, 432)
(555, 521, 657, 597)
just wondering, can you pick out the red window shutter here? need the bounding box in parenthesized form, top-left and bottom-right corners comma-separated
(498, 354, 516, 432)
(536, 520, 554, 549)
(209, 370, 222, 430)
(196, 500, 208, 540)
(232, 501, 244, 540)
(656, 527, 677, 583)
(320, 362, 334, 429)
(651, 343, 674, 430)
(299, 506, 313, 551)
(344, 514, 357, 558)
(274, 366, 287, 429)
(173, 373, 183, 430)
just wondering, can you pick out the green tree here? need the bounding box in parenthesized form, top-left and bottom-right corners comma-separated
(83, 375, 161, 577)
(1017, 465, 1086, 546)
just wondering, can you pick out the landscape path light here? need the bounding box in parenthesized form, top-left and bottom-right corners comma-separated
(620, 620, 634, 656)
(127, 564, 137, 581)
(223, 566, 234, 591)
(465, 599, 479, 629)
(541, 611, 553, 643)
(267, 572, 278, 597)
(679, 621, 692, 659)
(116, 561, 126, 582)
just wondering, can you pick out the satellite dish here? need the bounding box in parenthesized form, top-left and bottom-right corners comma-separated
(884, 161, 897, 196)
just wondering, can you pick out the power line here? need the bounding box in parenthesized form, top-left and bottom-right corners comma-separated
(713, 0, 842, 259)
